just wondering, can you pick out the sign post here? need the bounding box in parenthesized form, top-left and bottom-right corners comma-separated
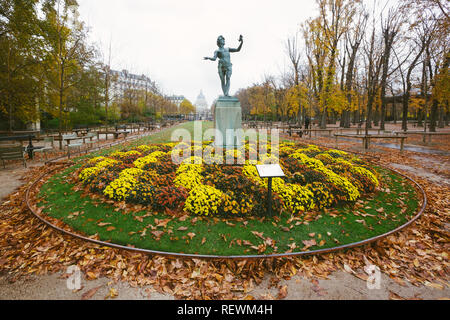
(256, 164, 285, 217)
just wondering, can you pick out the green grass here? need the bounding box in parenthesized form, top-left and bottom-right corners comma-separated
(36, 121, 420, 256)
(72, 121, 213, 163)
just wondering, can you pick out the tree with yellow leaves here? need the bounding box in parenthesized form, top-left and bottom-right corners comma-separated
(179, 99, 196, 115)
(303, 0, 359, 128)
(248, 83, 275, 121)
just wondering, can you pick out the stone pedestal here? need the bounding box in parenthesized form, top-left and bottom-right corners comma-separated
(214, 96, 242, 149)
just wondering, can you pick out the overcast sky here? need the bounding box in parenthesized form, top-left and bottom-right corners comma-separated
(76, 0, 322, 107)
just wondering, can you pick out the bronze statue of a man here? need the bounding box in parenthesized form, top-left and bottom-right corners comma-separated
(204, 35, 243, 97)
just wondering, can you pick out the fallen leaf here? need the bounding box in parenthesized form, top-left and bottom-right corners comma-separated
(105, 288, 118, 299)
(151, 230, 164, 239)
(389, 291, 405, 300)
(187, 232, 196, 239)
(424, 282, 444, 290)
(277, 285, 288, 300)
(343, 264, 355, 274)
(156, 218, 171, 228)
(97, 222, 111, 227)
(302, 239, 316, 249)
(251, 231, 265, 239)
(81, 286, 103, 300)
(86, 271, 99, 280)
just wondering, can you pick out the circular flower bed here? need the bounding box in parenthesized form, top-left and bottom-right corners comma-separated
(76, 142, 379, 218)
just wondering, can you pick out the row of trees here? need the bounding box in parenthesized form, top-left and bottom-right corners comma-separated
(237, 0, 449, 132)
(119, 91, 195, 121)
(0, 0, 192, 134)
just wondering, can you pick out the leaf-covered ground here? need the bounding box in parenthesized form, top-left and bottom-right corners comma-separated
(0, 123, 448, 299)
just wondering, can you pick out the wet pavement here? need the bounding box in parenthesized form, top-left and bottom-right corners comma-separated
(336, 136, 450, 156)
(374, 142, 450, 155)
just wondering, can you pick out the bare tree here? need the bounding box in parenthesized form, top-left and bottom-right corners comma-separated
(317, 0, 357, 129)
(285, 33, 303, 124)
(340, 6, 368, 127)
(379, 7, 402, 130)
(401, 18, 436, 131)
(363, 24, 383, 138)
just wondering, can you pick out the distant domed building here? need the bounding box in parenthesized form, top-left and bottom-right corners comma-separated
(194, 90, 208, 111)
(194, 90, 212, 120)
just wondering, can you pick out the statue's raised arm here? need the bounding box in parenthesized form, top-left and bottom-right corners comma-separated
(203, 35, 243, 97)
(229, 35, 243, 53)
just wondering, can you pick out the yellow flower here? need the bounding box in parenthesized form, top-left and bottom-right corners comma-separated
(133, 151, 165, 169)
(79, 167, 102, 182)
(184, 185, 223, 216)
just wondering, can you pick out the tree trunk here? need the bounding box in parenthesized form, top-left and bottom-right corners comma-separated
(366, 94, 374, 133)
(7, 43, 13, 132)
(105, 71, 109, 123)
(429, 99, 438, 132)
(417, 108, 423, 127)
(438, 105, 444, 128)
(392, 100, 397, 124)
(374, 106, 379, 126)
(339, 110, 345, 127)
(58, 60, 65, 150)
(380, 40, 392, 130)
(401, 91, 409, 131)
(320, 108, 327, 129)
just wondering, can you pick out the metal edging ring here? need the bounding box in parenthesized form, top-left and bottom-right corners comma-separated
(25, 152, 427, 260)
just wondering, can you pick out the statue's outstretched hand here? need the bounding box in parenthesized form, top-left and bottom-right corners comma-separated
(239, 35, 243, 42)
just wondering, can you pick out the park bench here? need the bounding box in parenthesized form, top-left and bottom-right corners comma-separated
(72, 128, 91, 136)
(393, 131, 450, 144)
(287, 126, 304, 137)
(0, 144, 26, 168)
(112, 130, 130, 139)
(0, 134, 36, 159)
(334, 133, 408, 152)
(0, 130, 41, 139)
(147, 124, 160, 131)
(84, 132, 98, 149)
(337, 127, 391, 135)
(276, 124, 291, 133)
(306, 128, 334, 137)
(62, 134, 82, 158)
(99, 130, 131, 140)
(32, 136, 54, 160)
(128, 124, 143, 133)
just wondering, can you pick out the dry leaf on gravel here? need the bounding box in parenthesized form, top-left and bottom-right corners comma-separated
(81, 285, 103, 300)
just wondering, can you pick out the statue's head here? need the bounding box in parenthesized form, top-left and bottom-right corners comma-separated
(217, 35, 225, 47)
